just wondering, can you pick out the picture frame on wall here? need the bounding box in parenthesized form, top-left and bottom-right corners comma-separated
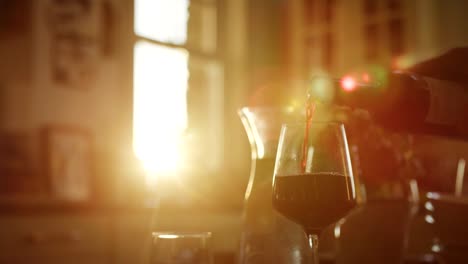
(46, 0, 100, 88)
(0, 132, 35, 196)
(42, 125, 93, 202)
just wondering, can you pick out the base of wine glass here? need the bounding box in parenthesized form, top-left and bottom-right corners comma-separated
(307, 233, 320, 264)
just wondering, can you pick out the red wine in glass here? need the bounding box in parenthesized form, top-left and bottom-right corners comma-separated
(272, 172, 356, 235)
(273, 121, 356, 264)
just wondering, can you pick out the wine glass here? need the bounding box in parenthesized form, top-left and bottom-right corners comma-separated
(272, 122, 357, 263)
(150, 232, 213, 264)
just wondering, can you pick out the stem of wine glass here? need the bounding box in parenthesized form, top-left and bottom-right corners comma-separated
(307, 234, 319, 264)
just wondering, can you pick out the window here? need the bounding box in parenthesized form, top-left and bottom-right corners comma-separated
(134, 0, 189, 44)
(303, 0, 337, 74)
(133, 0, 220, 179)
(362, 0, 406, 64)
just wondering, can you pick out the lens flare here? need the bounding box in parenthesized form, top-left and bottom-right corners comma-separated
(341, 76, 357, 92)
(157, 234, 179, 239)
(133, 41, 189, 176)
(362, 73, 370, 83)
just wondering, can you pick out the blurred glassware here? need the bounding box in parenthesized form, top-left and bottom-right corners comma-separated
(272, 122, 358, 264)
(238, 98, 440, 263)
(151, 232, 213, 264)
(332, 107, 428, 263)
(328, 100, 468, 263)
(237, 107, 312, 264)
(419, 191, 468, 263)
(454, 158, 466, 197)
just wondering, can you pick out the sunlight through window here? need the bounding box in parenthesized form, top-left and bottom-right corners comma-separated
(133, 41, 189, 175)
(134, 0, 189, 44)
(133, 0, 220, 179)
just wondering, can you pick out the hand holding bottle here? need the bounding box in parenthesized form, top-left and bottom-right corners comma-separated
(334, 47, 468, 140)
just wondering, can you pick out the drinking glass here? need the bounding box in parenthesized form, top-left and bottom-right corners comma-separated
(272, 122, 357, 263)
(238, 107, 310, 264)
(150, 232, 213, 264)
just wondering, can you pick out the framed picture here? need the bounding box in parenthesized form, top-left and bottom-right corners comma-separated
(0, 132, 35, 196)
(43, 125, 93, 202)
(46, 0, 100, 88)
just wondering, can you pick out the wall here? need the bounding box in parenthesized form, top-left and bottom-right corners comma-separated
(0, 0, 136, 200)
(0, 0, 252, 204)
(437, 1, 468, 52)
(408, 0, 468, 63)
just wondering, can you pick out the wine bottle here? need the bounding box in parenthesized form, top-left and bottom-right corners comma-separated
(331, 72, 468, 140)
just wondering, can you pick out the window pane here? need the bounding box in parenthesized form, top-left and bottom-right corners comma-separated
(365, 24, 379, 60)
(389, 19, 405, 56)
(133, 41, 189, 174)
(304, 0, 315, 25)
(322, 0, 335, 24)
(187, 3, 217, 54)
(363, 0, 378, 16)
(134, 0, 189, 44)
(387, 0, 402, 11)
(305, 36, 317, 69)
(323, 33, 334, 69)
(187, 57, 224, 171)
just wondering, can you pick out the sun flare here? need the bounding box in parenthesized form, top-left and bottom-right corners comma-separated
(133, 41, 189, 176)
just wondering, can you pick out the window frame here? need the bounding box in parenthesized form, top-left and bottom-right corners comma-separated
(131, 0, 224, 176)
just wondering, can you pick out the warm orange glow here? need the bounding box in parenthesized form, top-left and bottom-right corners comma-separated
(341, 76, 357, 92)
(362, 73, 370, 83)
(392, 55, 415, 69)
(133, 41, 189, 177)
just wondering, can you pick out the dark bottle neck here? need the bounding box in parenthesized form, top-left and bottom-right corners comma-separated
(337, 72, 468, 140)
